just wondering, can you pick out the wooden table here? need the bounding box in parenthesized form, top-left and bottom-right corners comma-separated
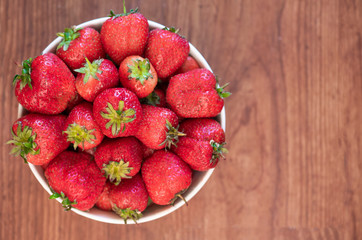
(1, 0, 361, 239)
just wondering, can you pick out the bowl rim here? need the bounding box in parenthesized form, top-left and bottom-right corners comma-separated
(18, 17, 226, 224)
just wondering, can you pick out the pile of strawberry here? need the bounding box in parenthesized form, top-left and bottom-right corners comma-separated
(8, 5, 230, 224)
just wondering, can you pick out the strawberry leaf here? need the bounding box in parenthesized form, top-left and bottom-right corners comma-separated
(7, 122, 39, 163)
(112, 205, 142, 224)
(13, 58, 33, 90)
(56, 26, 82, 51)
(140, 91, 160, 106)
(100, 101, 136, 136)
(74, 58, 103, 84)
(127, 58, 153, 85)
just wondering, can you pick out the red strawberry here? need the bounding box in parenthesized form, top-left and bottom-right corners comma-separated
(75, 58, 119, 102)
(63, 102, 104, 150)
(95, 181, 113, 211)
(94, 137, 143, 185)
(100, 6, 149, 65)
(141, 150, 192, 205)
(145, 27, 189, 78)
(140, 88, 166, 108)
(93, 88, 142, 138)
(109, 173, 148, 224)
(56, 27, 105, 70)
(172, 118, 227, 171)
(119, 56, 158, 98)
(13, 53, 76, 114)
(7, 114, 69, 165)
(175, 56, 200, 74)
(135, 104, 185, 149)
(166, 68, 230, 118)
(45, 151, 106, 211)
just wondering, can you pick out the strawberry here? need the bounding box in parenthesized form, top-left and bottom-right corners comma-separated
(95, 181, 113, 211)
(145, 27, 189, 78)
(7, 114, 69, 165)
(100, 4, 149, 65)
(175, 56, 200, 74)
(119, 56, 158, 98)
(172, 118, 227, 171)
(141, 150, 192, 205)
(166, 68, 230, 118)
(75, 58, 119, 102)
(13, 53, 76, 114)
(109, 173, 148, 224)
(93, 88, 142, 138)
(140, 88, 166, 108)
(45, 151, 106, 211)
(94, 137, 143, 185)
(63, 102, 104, 150)
(56, 27, 105, 70)
(135, 104, 185, 150)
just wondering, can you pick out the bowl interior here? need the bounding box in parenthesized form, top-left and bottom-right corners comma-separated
(19, 18, 226, 224)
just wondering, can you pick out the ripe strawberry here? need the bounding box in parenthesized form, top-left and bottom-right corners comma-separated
(119, 56, 158, 98)
(135, 104, 185, 149)
(13, 53, 76, 114)
(172, 118, 227, 171)
(56, 27, 105, 70)
(45, 151, 106, 211)
(93, 88, 142, 138)
(75, 58, 119, 102)
(141, 150, 192, 205)
(95, 181, 113, 211)
(140, 88, 166, 108)
(94, 137, 143, 185)
(63, 102, 104, 150)
(109, 173, 148, 224)
(145, 27, 189, 78)
(7, 114, 69, 165)
(175, 56, 200, 74)
(166, 68, 230, 118)
(100, 6, 148, 65)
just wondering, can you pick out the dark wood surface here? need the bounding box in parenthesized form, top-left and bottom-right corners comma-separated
(1, 0, 362, 239)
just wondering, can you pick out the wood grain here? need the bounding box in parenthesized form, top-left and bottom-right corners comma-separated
(1, 0, 361, 239)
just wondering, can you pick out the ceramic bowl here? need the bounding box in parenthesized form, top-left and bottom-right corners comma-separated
(18, 17, 226, 224)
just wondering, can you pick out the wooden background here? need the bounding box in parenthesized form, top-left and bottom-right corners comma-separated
(1, 0, 361, 239)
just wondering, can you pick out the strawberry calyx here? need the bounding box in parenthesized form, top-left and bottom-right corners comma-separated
(159, 120, 186, 149)
(112, 205, 142, 224)
(169, 189, 188, 206)
(63, 123, 96, 150)
(102, 160, 133, 185)
(7, 122, 39, 163)
(13, 58, 33, 90)
(74, 58, 103, 84)
(49, 187, 77, 211)
(140, 91, 160, 106)
(108, 0, 138, 19)
(163, 26, 179, 34)
(216, 82, 231, 99)
(210, 140, 228, 163)
(56, 26, 82, 51)
(100, 101, 136, 136)
(127, 58, 153, 85)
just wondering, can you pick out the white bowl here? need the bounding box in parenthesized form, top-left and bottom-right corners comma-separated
(18, 18, 226, 224)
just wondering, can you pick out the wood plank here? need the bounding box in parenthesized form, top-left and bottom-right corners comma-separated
(0, 0, 361, 239)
